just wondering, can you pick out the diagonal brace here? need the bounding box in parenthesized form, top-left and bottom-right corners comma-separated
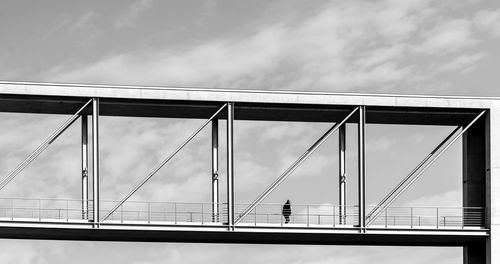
(235, 107, 360, 225)
(366, 125, 461, 221)
(366, 110, 486, 226)
(0, 99, 93, 191)
(101, 104, 227, 221)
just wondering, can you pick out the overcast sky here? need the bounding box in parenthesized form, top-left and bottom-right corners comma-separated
(1, 0, 499, 263)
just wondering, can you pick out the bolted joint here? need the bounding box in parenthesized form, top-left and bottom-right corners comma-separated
(340, 174, 346, 183)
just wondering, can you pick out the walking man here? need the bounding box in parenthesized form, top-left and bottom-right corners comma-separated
(282, 199, 291, 224)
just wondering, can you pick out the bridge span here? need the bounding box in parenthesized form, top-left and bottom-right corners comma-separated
(0, 81, 497, 263)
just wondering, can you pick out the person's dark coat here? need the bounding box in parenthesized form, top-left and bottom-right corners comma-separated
(282, 200, 291, 224)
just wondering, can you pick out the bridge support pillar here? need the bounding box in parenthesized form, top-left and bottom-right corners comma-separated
(227, 102, 234, 230)
(485, 108, 500, 264)
(212, 119, 219, 222)
(358, 106, 366, 231)
(81, 115, 89, 220)
(92, 98, 100, 227)
(339, 124, 346, 224)
(463, 111, 488, 264)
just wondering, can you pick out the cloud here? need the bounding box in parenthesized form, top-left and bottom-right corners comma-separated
(42, 11, 100, 44)
(414, 19, 477, 55)
(68, 11, 97, 34)
(474, 9, 500, 38)
(403, 189, 461, 207)
(367, 136, 395, 152)
(42, 0, 498, 94)
(114, 0, 155, 29)
(436, 52, 485, 73)
(0, 240, 462, 264)
(32, 0, 426, 91)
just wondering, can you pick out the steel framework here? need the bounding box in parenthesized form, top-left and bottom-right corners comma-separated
(0, 81, 494, 264)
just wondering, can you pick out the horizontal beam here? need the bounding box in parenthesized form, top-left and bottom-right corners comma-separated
(0, 224, 487, 246)
(0, 94, 483, 125)
(0, 81, 497, 110)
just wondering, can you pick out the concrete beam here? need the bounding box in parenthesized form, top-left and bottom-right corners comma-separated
(0, 81, 496, 110)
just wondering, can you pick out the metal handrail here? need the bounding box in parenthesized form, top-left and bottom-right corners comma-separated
(0, 197, 485, 229)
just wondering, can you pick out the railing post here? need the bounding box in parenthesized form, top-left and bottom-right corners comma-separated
(462, 207, 465, 229)
(410, 207, 413, 228)
(254, 206, 257, 226)
(281, 211, 283, 226)
(307, 205, 310, 227)
(333, 205, 336, 228)
(385, 208, 387, 228)
(148, 202, 151, 224)
(174, 203, 177, 224)
(38, 200, 41, 221)
(436, 207, 439, 228)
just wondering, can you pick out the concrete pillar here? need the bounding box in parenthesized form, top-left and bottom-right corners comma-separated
(463, 112, 487, 264)
(487, 107, 500, 264)
(463, 115, 486, 215)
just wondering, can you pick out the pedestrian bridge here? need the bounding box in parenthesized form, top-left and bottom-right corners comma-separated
(0, 81, 496, 263)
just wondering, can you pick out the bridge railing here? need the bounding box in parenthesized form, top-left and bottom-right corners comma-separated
(0, 198, 486, 229)
(0, 197, 92, 221)
(365, 206, 485, 228)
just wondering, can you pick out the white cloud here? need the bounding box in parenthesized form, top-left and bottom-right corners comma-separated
(414, 19, 477, 55)
(68, 11, 97, 34)
(437, 52, 485, 73)
(114, 0, 155, 29)
(42, 0, 497, 95)
(474, 9, 500, 38)
(39, 0, 436, 91)
(367, 136, 395, 151)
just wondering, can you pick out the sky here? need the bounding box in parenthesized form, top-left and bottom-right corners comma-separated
(0, 0, 499, 263)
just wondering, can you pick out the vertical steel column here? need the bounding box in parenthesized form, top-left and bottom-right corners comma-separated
(358, 106, 366, 231)
(92, 98, 100, 226)
(339, 124, 346, 224)
(227, 103, 234, 230)
(81, 115, 89, 220)
(212, 120, 219, 222)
